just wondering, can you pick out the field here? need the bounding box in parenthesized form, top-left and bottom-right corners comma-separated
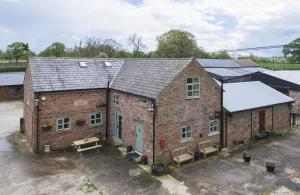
(0, 59, 27, 63)
(257, 62, 300, 70)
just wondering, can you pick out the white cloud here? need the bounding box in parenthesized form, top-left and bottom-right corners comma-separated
(1, 0, 300, 56)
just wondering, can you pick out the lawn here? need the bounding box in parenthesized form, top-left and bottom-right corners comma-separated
(257, 62, 300, 70)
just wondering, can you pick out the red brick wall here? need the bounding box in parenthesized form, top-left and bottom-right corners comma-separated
(36, 90, 107, 151)
(109, 90, 154, 161)
(226, 104, 290, 147)
(155, 60, 221, 161)
(289, 90, 300, 113)
(24, 67, 35, 151)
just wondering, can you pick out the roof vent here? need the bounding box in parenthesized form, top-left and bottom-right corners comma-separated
(79, 61, 87, 68)
(104, 61, 112, 67)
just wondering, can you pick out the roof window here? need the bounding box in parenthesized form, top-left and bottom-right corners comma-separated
(79, 61, 87, 68)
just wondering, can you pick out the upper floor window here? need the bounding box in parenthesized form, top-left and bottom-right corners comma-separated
(90, 113, 102, 125)
(113, 94, 119, 105)
(137, 97, 147, 104)
(57, 117, 71, 131)
(209, 119, 219, 135)
(186, 77, 200, 99)
(181, 125, 192, 140)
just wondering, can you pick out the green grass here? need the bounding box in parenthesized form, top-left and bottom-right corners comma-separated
(257, 62, 300, 70)
(0, 59, 27, 63)
(0, 67, 26, 72)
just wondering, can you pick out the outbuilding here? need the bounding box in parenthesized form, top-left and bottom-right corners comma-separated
(223, 81, 294, 147)
(0, 72, 24, 101)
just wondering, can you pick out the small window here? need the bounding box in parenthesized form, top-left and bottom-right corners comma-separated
(57, 117, 71, 131)
(209, 119, 219, 135)
(90, 113, 102, 125)
(186, 77, 200, 99)
(15, 87, 21, 94)
(181, 125, 192, 140)
(113, 94, 119, 105)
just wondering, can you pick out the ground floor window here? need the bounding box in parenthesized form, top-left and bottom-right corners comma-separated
(181, 125, 192, 140)
(57, 117, 71, 131)
(209, 119, 219, 135)
(90, 113, 102, 125)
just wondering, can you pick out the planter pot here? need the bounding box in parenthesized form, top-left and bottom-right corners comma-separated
(42, 126, 52, 131)
(151, 165, 166, 176)
(266, 162, 276, 173)
(243, 156, 251, 163)
(127, 145, 133, 152)
(194, 152, 201, 161)
(44, 145, 51, 153)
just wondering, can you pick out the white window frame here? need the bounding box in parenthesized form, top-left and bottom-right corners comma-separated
(186, 77, 200, 99)
(56, 117, 71, 132)
(208, 119, 220, 136)
(90, 112, 102, 126)
(113, 94, 119, 105)
(181, 125, 192, 141)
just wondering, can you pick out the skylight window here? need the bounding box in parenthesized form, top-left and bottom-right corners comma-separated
(104, 61, 112, 67)
(79, 61, 87, 68)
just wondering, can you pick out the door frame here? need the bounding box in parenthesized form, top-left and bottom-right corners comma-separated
(135, 122, 143, 155)
(259, 110, 266, 133)
(113, 113, 122, 141)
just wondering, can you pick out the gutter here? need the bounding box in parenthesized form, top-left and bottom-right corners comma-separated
(151, 99, 157, 164)
(105, 81, 110, 139)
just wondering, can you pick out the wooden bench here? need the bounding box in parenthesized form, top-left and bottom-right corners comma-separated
(73, 137, 102, 158)
(198, 140, 219, 159)
(172, 146, 194, 167)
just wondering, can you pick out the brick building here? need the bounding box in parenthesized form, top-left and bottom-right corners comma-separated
(24, 58, 221, 163)
(0, 72, 24, 101)
(223, 81, 293, 147)
(24, 57, 293, 163)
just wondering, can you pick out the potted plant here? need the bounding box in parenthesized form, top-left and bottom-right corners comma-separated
(151, 157, 168, 176)
(266, 161, 276, 173)
(242, 150, 251, 163)
(76, 119, 85, 126)
(42, 123, 52, 131)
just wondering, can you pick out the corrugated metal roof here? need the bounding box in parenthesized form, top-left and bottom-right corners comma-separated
(197, 59, 240, 68)
(224, 81, 294, 113)
(264, 70, 300, 85)
(205, 67, 268, 78)
(0, 72, 24, 86)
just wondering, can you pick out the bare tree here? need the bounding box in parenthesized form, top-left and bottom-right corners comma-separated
(128, 34, 146, 57)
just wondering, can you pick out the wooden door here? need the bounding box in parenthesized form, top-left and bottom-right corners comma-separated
(259, 110, 266, 133)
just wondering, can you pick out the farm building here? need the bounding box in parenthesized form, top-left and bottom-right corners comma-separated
(223, 81, 293, 147)
(24, 57, 221, 163)
(0, 72, 24, 101)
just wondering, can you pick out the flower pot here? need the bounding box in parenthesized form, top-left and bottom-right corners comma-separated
(243, 156, 251, 163)
(266, 162, 276, 173)
(194, 152, 201, 161)
(42, 125, 52, 131)
(151, 165, 166, 176)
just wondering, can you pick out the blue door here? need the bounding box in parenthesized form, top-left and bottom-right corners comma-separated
(135, 123, 143, 155)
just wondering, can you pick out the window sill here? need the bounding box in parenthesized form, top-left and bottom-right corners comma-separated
(90, 124, 102, 127)
(186, 96, 200, 100)
(208, 132, 220, 137)
(56, 129, 72, 133)
(180, 138, 193, 143)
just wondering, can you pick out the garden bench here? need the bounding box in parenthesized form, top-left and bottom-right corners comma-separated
(172, 146, 194, 167)
(198, 140, 219, 159)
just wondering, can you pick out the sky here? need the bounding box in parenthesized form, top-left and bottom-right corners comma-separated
(1, 0, 300, 57)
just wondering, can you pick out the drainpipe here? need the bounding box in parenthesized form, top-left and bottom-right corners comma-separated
(220, 79, 224, 148)
(105, 81, 110, 139)
(151, 99, 157, 164)
(34, 93, 41, 153)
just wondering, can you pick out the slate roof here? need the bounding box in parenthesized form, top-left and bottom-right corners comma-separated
(29, 58, 124, 92)
(263, 70, 300, 85)
(197, 59, 259, 68)
(224, 81, 294, 113)
(110, 58, 193, 98)
(29, 58, 193, 98)
(0, 72, 24, 86)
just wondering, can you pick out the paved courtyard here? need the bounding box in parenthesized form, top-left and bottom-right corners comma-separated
(1, 101, 300, 195)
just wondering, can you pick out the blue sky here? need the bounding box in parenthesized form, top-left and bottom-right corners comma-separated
(0, 0, 300, 57)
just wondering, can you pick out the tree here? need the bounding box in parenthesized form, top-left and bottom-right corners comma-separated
(39, 42, 66, 57)
(6, 42, 29, 62)
(209, 50, 231, 59)
(283, 38, 300, 63)
(128, 34, 146, 57)
(155, 29, 201, 58)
